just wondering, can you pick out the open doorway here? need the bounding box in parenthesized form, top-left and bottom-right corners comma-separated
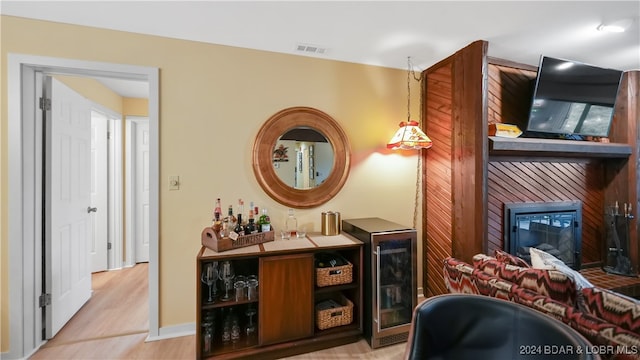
(7, 54, 159, 359)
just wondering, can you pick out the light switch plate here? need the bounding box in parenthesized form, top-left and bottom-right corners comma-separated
(169, 175, 180, 190)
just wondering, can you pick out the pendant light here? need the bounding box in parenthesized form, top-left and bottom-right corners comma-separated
(387, 57, 432, 150)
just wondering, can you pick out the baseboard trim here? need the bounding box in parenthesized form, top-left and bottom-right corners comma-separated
(3, 342, 42, 360)
(146, 323, 195, 342)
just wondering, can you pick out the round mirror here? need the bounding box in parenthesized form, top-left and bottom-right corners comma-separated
(252, 107, 351, 209)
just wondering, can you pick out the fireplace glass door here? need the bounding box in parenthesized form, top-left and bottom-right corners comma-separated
(505, 201, 582, 270)
(512, 211, 578, 268)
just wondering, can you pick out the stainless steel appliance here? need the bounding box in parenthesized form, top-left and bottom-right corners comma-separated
(341, 217, 417, 349)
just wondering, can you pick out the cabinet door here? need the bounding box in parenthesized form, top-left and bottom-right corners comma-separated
(259, 253, 314, 345)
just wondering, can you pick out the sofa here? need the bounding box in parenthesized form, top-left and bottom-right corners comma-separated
(443, 250, 640, 360)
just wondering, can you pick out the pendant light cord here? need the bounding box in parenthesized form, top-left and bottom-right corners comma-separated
(406, 57, 424, 122)
(410, 56, 425, 229)
(407, 58, 412, 122)
(413, 154, 422, 229)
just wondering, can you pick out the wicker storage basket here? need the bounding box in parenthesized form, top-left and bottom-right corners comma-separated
(315, 295, 353, 330)
(316, 261, 353, 287)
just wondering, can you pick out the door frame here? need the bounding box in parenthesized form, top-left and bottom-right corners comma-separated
(7, 54, 159, 359)
(125, 116, 149, 266)
(108, 113, 124, 270)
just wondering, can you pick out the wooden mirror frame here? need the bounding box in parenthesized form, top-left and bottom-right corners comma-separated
(252, 107, 351, 209)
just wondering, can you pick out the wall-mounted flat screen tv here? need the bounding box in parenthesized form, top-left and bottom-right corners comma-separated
(525, 56, 623, 138)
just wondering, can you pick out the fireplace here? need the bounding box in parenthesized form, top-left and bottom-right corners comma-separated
(504, 201, 582, 270)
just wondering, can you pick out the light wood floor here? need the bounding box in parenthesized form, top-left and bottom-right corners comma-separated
(30, 263, 406, 359)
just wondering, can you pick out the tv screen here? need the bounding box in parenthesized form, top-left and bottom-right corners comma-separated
(525, 56, 623, 138)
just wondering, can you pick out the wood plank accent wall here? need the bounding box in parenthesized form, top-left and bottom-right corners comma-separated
(424, 62, 454, 297)
(422, 40, 640, 297)
(422, 41, 487, 296)
(486, 161, 605, 266)
(605, 71, 640, 268)
(451, 42, 488, 263)
(486, 59, 536, 128)
(486, 60, 606, 266)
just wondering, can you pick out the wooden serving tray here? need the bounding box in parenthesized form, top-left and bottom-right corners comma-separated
(201, 227, 275, 252)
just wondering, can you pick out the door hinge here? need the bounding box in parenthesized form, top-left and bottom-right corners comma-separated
(107, 242, 112, 250)
(107, 131, 111, 140)
(39, 293, 51, 307)
(39, 97, 51, 111)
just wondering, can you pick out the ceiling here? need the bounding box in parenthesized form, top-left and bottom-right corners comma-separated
(3, 1, 639, 99)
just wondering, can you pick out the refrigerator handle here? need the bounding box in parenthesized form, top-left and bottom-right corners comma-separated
(374, 245, 381, 333)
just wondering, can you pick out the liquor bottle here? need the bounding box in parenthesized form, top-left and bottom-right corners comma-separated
(230, 205, 237, 223)
(285, 208, 297, 240)
(233, 213, 245, 236)
(214, 198, 222, 222)
(221, 221, 228, 238)
(212, 198, 223, 234)
(238, 199, 245, 224)
(225, 205, 236, 237)
(245, 210, 257, 234)
(258, 208, 271, 232)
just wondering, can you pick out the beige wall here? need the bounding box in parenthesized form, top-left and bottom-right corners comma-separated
(55, 75, 124, 114)
(55, 75, 149, 118)
(124, 98, 149, 117)
(1, 15, 423, 352)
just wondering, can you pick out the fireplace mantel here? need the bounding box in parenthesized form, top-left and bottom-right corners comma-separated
(489, 136, 632, 159)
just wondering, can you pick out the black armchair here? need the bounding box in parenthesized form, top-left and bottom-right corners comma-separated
(404, 294, 600, 360)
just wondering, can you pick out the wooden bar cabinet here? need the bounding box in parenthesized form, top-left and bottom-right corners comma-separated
(196, 233, 363, 359)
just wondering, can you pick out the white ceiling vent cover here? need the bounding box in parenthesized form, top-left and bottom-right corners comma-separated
(295, 43, 327, 55)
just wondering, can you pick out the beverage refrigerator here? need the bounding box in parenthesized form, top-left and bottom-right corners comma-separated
(341, 217, 417, 349)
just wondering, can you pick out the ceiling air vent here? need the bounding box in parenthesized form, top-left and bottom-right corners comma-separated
(295, 43, 327, 55)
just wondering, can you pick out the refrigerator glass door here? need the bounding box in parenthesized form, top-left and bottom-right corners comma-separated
(376, 238, 413, 331)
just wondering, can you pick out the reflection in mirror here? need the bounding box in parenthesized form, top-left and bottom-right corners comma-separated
(273, 128, 334, 190)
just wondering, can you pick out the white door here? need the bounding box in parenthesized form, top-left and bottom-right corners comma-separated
(90, 110, 109, 272)
(44, 77, 92, 338)
(133, 119, 150, 263)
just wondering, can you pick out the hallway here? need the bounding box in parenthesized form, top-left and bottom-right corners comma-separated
(30, 263, 195, 359)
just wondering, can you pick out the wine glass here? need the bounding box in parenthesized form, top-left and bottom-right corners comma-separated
(210, 262, 219, 299)
(220, 261, 235, 301)
(201, 263, 218, 303)
(245, 305, 257, 340)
